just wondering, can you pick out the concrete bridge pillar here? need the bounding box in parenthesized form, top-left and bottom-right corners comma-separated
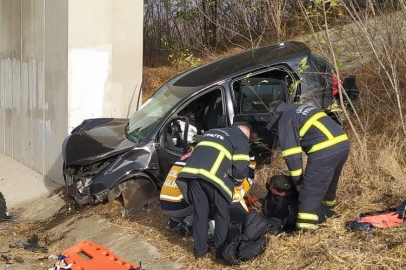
(0, 0, 143, 183)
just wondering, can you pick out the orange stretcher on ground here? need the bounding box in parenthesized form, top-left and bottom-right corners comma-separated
(62, 240, 141, 270)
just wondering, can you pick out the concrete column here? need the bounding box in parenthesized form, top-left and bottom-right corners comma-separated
(0, 0, 143, 183)
(68, 0, 143, 131)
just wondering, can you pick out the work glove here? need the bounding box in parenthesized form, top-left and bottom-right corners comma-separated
(233, 188, 245, 203)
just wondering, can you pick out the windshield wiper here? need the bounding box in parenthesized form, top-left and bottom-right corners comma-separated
(124, 123, 140, 144)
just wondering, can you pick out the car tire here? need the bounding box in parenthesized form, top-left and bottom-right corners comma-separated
(115, 175, 158, 210)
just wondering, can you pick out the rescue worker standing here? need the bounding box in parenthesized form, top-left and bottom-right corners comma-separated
(267, 101, 350, 230)
(178, 123, 251, 259)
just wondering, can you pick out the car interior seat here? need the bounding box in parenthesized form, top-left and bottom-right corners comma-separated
(203, 91, 225, 131)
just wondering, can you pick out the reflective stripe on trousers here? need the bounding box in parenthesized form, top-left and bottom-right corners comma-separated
(297, 212, 319, 230)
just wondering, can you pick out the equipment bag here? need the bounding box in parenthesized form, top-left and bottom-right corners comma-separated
(222, 210, 269, 265)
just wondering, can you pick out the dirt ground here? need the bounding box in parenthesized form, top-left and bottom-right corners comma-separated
(0, 193, 183, 270)
(3, 166, 406, 270)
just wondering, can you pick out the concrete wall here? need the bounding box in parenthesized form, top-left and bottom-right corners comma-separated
(68, 0, 143, 131)
(0, 0, 143, 183)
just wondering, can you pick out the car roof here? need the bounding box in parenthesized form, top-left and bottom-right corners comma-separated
(168, 41, 311, 97)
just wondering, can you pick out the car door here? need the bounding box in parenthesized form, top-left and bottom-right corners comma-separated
(156, 117, 190, 180)
(155, 86, 227, 179)
(231, 66, 299, 164)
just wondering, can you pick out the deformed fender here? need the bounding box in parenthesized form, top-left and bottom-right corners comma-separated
(92, 146, 155, 194)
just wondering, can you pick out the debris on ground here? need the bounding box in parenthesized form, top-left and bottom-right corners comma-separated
(121, 208, 137, 218)
(346, 200, 406, 231)
(48, 254, 59, 261)
(1, 254, 12, 264)
(15, 256, 24, 263)
(9, 240, 24, 249)
(48, 255, 73, 270)
(9, 234, 48, 253)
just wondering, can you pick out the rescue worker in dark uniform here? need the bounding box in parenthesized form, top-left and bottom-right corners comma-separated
(160, 152, 194, 236)
(160, 151, 254, 236)
(267, 101, 350, 230)
(177, 122, 251, 259)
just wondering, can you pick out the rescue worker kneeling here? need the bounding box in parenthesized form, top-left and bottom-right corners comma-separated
(267, 101, 350, 230)
(159, 152, 254, 237)
(177, 123, 251, 259)
(160, 152, 194, 237)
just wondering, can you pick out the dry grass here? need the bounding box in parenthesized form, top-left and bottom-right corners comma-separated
(6, 5, 406, 269)
(142, 47, 245, 100)
(3, 128, 406, 269)
(143, 66, 185, 101)
(78, 138, 406, 270)
(136, 42, 406, 270)
(4, 145, 406, 270)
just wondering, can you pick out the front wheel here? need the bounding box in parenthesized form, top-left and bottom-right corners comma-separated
(112, 175, 158, 210)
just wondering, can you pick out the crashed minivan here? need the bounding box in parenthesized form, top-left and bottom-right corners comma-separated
(62, 41, 358, 209)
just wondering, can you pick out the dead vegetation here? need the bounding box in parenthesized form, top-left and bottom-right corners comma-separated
(138, 1, 406, 269)
(4, 1, 406, 269)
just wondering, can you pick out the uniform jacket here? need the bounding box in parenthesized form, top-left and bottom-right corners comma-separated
(178, 126, 250, 202)
(163, 153, 254, 212)
(159, 152, 191, 211)
(275, 102, 350, 183)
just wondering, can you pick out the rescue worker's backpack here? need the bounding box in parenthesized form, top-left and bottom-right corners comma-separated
(221, 210, 269, 265)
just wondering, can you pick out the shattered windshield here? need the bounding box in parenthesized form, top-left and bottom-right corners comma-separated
(126, 84, 182, 144)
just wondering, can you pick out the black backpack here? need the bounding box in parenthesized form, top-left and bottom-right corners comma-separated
(222, 210, 269, 265)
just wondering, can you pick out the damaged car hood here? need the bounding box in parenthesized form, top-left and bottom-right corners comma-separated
(63, 119, 136, 166)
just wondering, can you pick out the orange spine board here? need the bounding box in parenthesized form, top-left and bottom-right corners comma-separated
(62, 240, 139, 270)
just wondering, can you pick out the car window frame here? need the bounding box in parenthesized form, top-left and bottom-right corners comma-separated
(159, 117, 189, 154)
(238, 78, 288, 115)
(230, 65, 299, 117)
(156, 86, 226, 154)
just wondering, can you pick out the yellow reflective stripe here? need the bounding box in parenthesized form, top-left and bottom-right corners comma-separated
(181, 167, 232, 198)
(210, 152, 225, 174)
(290, 168, 303, 177)
(313, 120, 334, 139)
(308, 134, 348, 153)
(159, 194, 184, 202)
(297, 223, 319, 230)
(239, 200, 249, 212)
(298, 213, 319, 221)
(233, 154, 250, 161)
(196, 141, 232, 160)
(323, 200, 336, 206)
(299, 112, 326, 137)
(282, 147, 302, 157)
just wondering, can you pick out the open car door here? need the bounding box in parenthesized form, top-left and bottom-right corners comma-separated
(233, 78, 290, 164)
(156, 117, 190, 180)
